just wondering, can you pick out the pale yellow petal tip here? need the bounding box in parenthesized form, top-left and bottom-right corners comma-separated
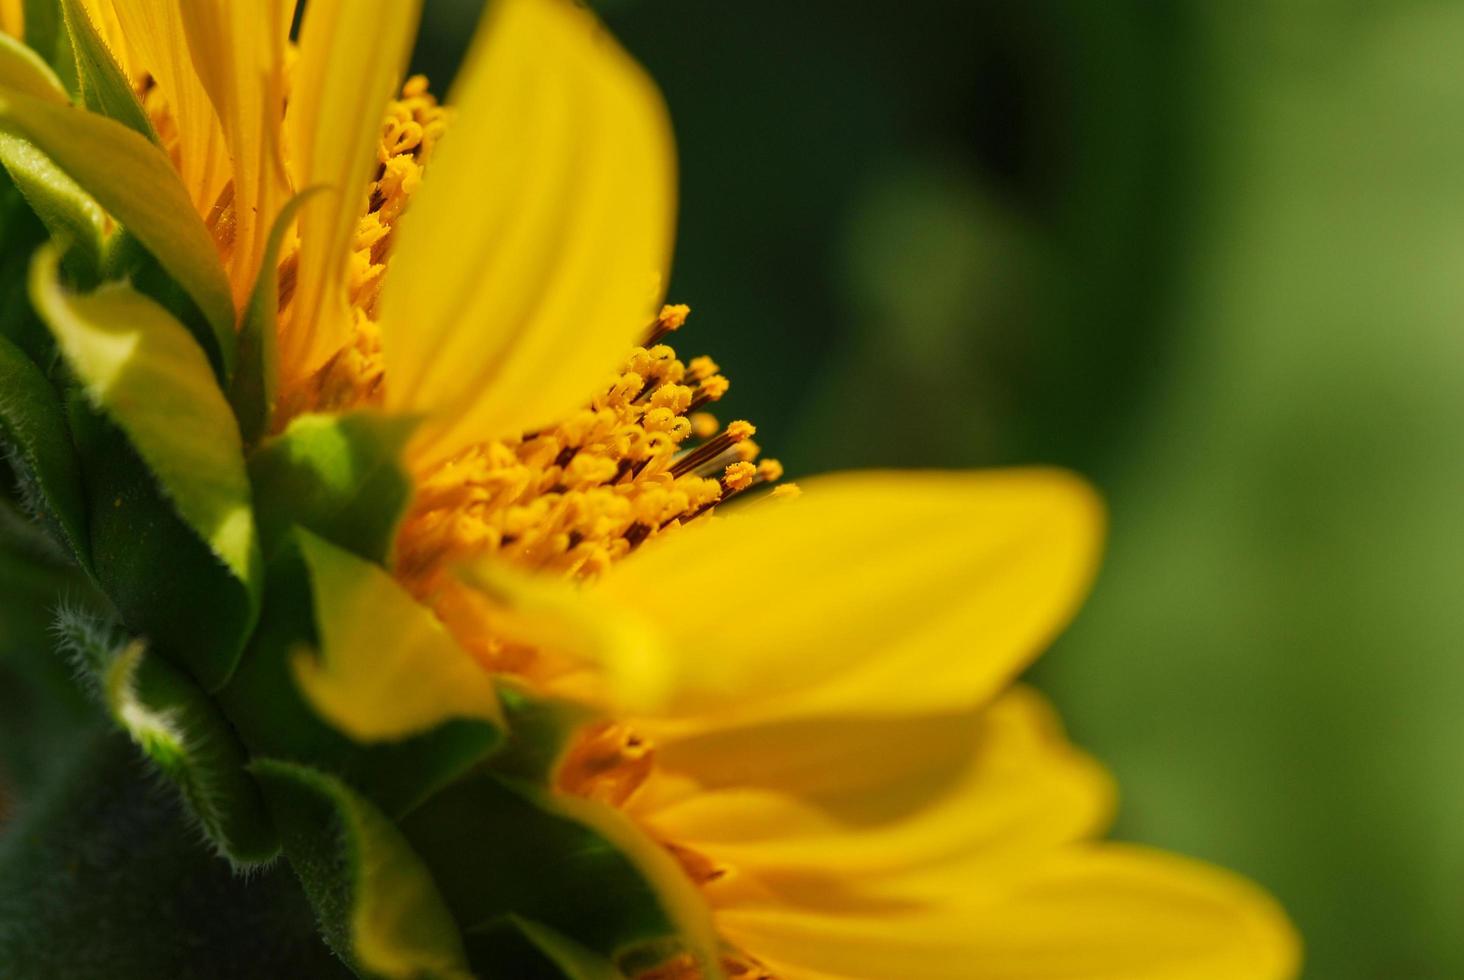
(1104, 843, 1304, 980)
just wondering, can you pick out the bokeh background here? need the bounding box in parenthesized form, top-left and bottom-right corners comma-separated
(430, 1, 1459, 977)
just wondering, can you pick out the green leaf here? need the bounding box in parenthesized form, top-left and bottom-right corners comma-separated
(63, 624, 279, 866)
(31, 244, 260, 623)
(233, 190, 322, 447)
(248, 410, 417, 564)
(58, 0, 157, 141)
(402, 773, 722, 979)
(292, 529, 503, 742)
(253, 758, 474, 980)
(219, 541, 502, 821)
(0, 76, 234, 372)
(0, 331, 87, 564)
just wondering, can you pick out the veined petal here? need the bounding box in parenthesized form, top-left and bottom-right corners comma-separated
(595, 469, 1103, 725)
(716, 845, 1300, 980)
(109, 0, 230, 214)
(635, 688, 1114, 885)
(379, 0, 676, 465)
(281, 0, 422, 385)
(179, 0, 294, 305)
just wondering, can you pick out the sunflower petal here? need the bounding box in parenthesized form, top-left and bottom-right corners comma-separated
(595, 469, 1103, 724)
(717, 845, 1300, 980)
(107, 0, 230, 214)
(0, 0, 21, 38)
(281, 0, 421, 384)
(178, 0, 293, 304)
(636, 688, 1114, 884)
(379, 0, 676, 464)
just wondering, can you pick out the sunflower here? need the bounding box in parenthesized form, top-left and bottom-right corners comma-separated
(0, 0, 1299, 978)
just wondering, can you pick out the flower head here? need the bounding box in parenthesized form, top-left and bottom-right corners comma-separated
(0, 1, 1301, 978)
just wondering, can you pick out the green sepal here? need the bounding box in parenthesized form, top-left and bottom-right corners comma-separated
(291, 529, 504, 742)
(252, 758, 474, 980)
(0, 168, 53, 361)
(514, 918, 623, 980)
(56, 615, 279, 866)
(0, 330, 87, 566)
(401, 773, 723, 979)
(219, 540, 501, 820)
(0, 540, 97, 803)
(489, 683, 601, 785)
(0, 78, 234, 374)
(0, 20, 66, 101)
(59, 0, 158, 143)
(0, 33, 110, 283)
(68, 399, 257, 693)
(249, 410, 418, 564)
(459, 917, 623, 980)
(33, 245, 260, 688)
(0, 130, 108, 282)
(232, 189, 324, 446)
(19, 0, 75, 93)
(0, 731, 351, 979)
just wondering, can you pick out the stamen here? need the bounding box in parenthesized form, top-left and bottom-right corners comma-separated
(644, 302, 691, 346)
(555, 721, 655, 807)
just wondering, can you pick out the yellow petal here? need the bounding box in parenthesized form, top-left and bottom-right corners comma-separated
(595, 469, 1102, 725)
(109, 0, 231, 214)
(379, 0, 676, 465)
(178, 0, 294, 305)
(281, 0, 422, 384)
(717, 845, 1300, 980)
(0, 0, 21, 38)
(635, 688, 1113, 884)
(291, 530, 503, 741)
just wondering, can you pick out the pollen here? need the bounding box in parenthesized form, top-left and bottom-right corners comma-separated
(282, 75, 448, 418)
(394, 305, 783, 588)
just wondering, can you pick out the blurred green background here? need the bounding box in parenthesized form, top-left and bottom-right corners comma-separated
(449, 1, 1460, 976)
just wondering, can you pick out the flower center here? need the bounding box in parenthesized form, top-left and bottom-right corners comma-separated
(395, 306, 784, 589)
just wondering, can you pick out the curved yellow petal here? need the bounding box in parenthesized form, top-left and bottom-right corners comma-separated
(717, 845, 1300, 980)
(109, 0, 230, 214)
(281, 0, 422, 385)
(594, 469, 1103, 725)
(379, 0, 676, 465)
(291, 530, 503, 741)
(636, 688, 1114, 887)
(178, 0, 294, 306)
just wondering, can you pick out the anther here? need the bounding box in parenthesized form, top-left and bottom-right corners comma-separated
(644, 303, 691, 347)
(670, 420, 755, 477)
